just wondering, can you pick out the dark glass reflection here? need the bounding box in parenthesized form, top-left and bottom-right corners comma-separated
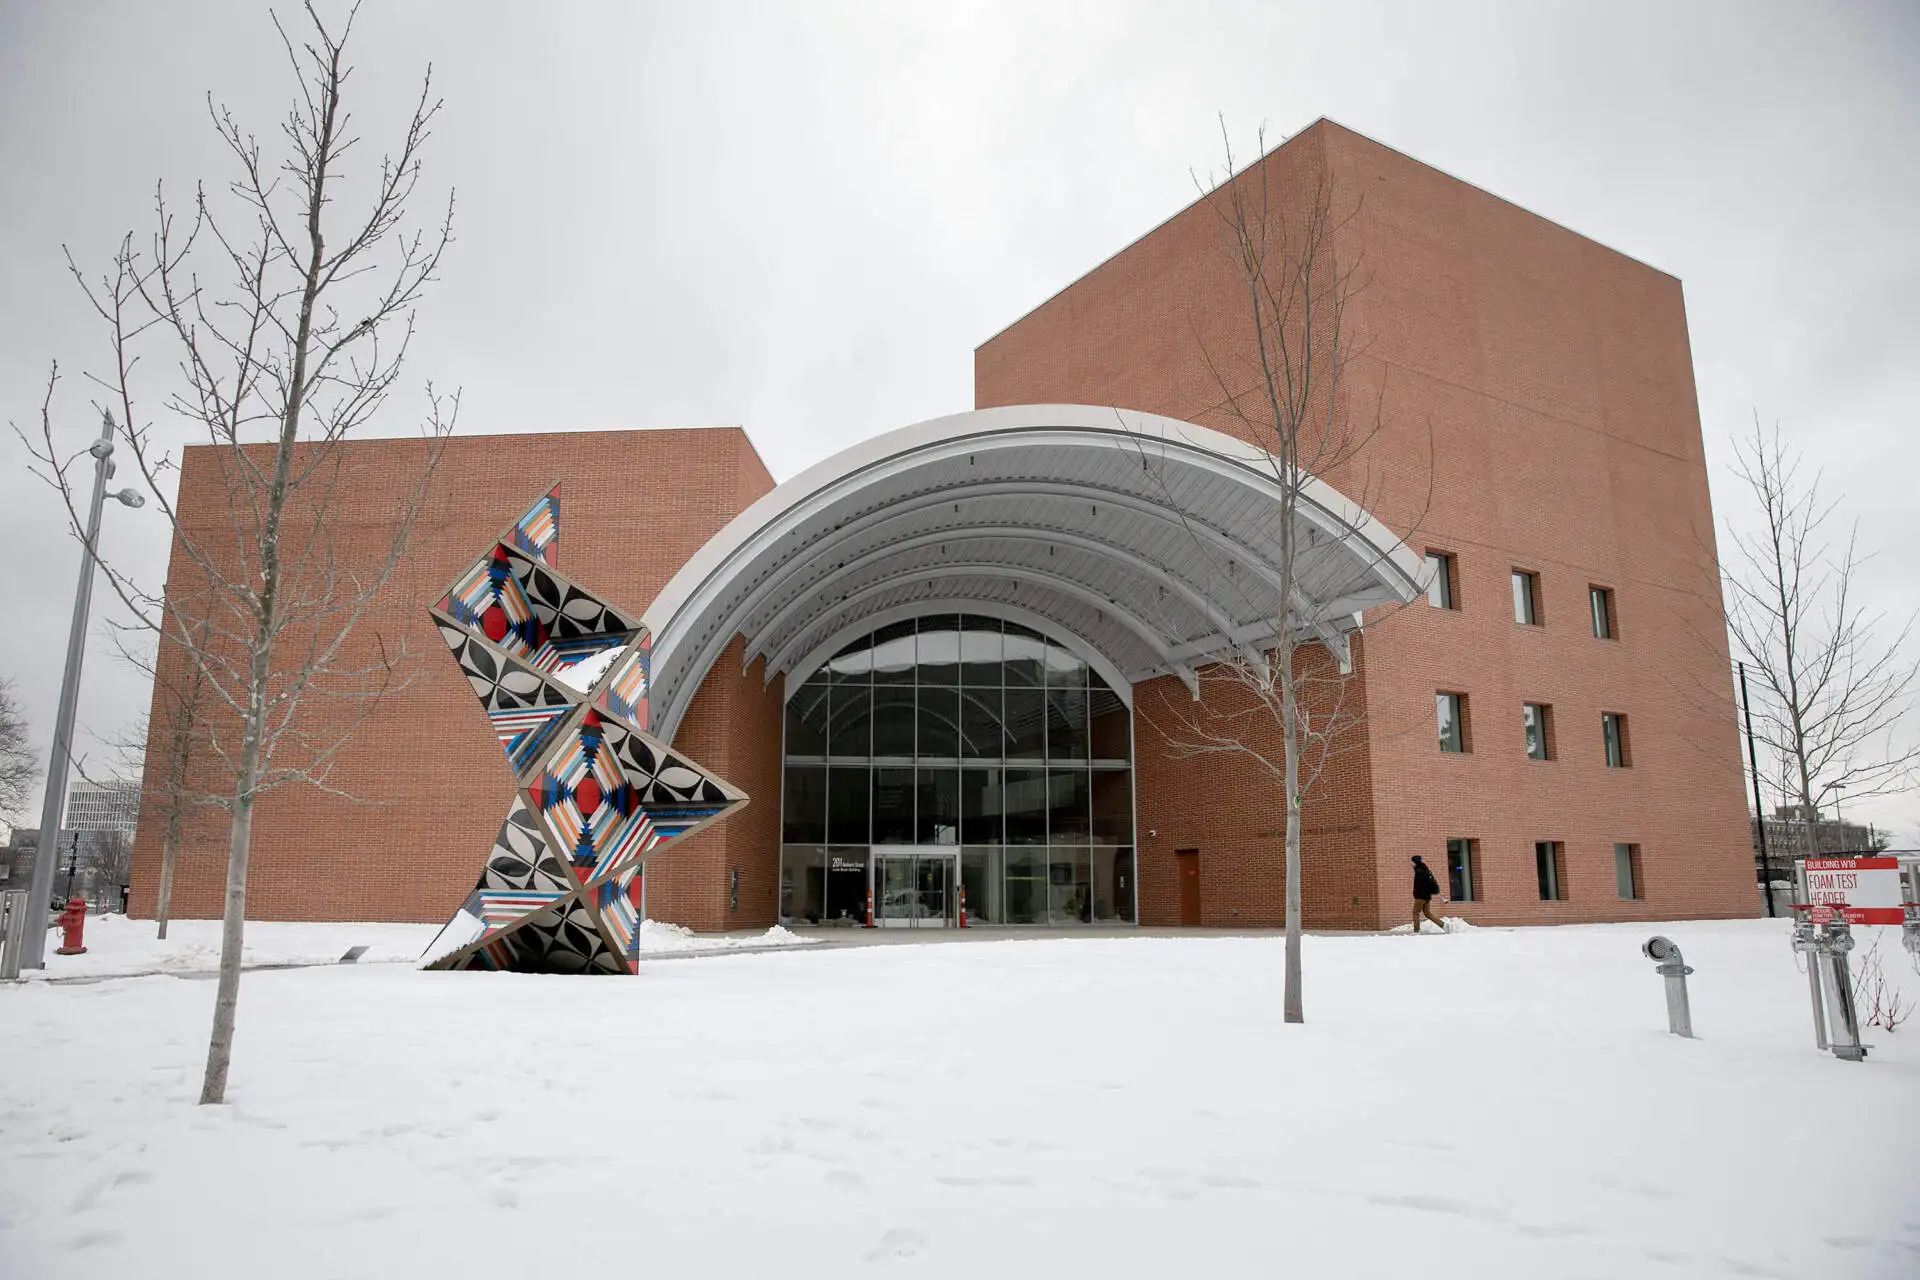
(1004, 688, 1046, 759)
(960, 767, 1001, 844)
(827, 767, 869, 844)
(959, 687, 1001, 758)
(1046, 689, 1088, 760)
(960, 617, 1002, 685)
(786, 678, 829, 756)
(1047, 768, 1091, 843)
(1004, 848, 1046, 923)
(916, 616, 960, 685)
(829, 685, 871, 757)
(917, 685, 960, 758)
(1004, 624, 1045, 687)
(872, 685, 915, 757)
(1090, 768, 1132, 843)
(870, 621, 915, 685)
(1049, 848, 1091, 922)
(782, 765, 826, 843)
(915, 767, 959, 844)
(1003, 768, 1047, 844)
(872, 766, 915, 844)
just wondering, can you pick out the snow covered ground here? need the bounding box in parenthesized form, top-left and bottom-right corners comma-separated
(21, 913, 815, 980)
(2, 919, 1916, 1278)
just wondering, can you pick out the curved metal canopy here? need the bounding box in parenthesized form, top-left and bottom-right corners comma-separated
(641, 404, 1425, 744)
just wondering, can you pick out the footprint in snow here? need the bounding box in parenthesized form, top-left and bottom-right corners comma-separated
(864, 1227, 926, 1262)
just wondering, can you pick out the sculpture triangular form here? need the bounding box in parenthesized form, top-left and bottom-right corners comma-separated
(420, 488, 747, 974)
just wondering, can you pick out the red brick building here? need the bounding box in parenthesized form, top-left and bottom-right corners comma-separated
(131, 120, 1755, 936)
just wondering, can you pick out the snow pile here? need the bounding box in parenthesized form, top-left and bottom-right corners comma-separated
(637, 919, 818, 953)
(552, 644, 624, 692)
(18, 914, 439, 980)
(2, 920, 1915, 1278)
(1386, 915, 1477, 935)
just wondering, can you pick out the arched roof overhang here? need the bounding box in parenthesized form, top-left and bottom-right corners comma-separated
(641, 404, 1426, 744)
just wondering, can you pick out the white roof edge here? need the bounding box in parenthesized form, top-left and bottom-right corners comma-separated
(640, 404, 1425, 638)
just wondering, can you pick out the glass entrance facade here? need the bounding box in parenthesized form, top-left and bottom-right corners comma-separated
(779, 614, 1136, 926)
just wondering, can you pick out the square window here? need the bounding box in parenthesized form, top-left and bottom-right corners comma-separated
(1523, 702, 1554, 761)
(1602, 713, 1630, 768)
(1425, 551, 1457, 610)
(1589, 586, 1615, 640)
(1614, 842, 1642, 900)
(1446, 838, 1477, 902)
(1437, 692, 1469, 753)
(1535, 840, 1567, 901)
(1511, 570, 1540, 626)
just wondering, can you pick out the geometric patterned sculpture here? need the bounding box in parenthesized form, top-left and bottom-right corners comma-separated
(420, 487, 748, 974)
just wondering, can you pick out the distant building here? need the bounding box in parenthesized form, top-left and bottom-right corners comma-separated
(0, 827, 35, 892)
(1752, 804, 1883, 884)
(64, 778, 140, 835)
(1, 779, 143, 910)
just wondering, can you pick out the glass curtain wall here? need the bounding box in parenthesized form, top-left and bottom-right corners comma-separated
(780, 614, 1135, 925)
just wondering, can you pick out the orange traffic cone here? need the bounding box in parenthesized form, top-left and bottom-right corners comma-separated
(959, 883, 968, 928)
(865, 886, 874, 928)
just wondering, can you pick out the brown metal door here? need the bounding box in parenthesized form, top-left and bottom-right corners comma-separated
(1176, 849, 1200, 926)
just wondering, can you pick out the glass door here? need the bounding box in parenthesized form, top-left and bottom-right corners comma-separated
(877, 854, 917, 927)
(913, 852, 953, 928)
(874, 850, 956, 927)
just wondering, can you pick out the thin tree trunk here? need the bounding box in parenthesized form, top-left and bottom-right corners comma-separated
(1281, 646, 1303, 1024)
(200, 701, 261, 1105)
(155, 830, 177, 940)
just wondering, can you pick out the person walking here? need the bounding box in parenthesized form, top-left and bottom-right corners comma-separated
(1410, 855, 1446, 934)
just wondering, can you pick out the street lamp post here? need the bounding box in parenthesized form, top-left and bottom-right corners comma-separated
(22, 414, 144, 969)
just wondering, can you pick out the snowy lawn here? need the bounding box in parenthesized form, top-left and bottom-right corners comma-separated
(2, 919, 1916, 1279)
(23, 914, 814, 980)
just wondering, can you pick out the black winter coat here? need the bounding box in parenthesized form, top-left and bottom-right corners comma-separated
(1412, 862, 1441, 901)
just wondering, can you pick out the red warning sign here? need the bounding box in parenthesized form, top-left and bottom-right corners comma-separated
(1803, 857, 1904, 926)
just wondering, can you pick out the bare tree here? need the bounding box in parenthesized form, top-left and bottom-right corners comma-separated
(1139, 124, 1429, 1024)
(18, 3, 455, 1104)
(0, 678, 38, 825)
(82, 828, 135, 912)
(100, 622, 214, 940)
(1722, 418, 1920, 866)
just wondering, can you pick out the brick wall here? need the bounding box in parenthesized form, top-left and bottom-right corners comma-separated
(643, 638, 786, 931)
(128, 427, 775, 924)
(977, 119, 1755, 927)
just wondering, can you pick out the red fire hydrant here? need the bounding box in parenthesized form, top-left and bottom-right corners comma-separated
(54, 897, 88, 956)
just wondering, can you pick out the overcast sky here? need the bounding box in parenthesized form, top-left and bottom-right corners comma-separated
(3, 0, 1916, 839)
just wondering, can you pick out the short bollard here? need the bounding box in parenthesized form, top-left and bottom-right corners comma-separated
(1641, 935, 1695, 1038)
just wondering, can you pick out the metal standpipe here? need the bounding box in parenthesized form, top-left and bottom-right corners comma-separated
(1641, 936, 1695, 1038)
(1819, 914, 1867, 1063)
(0, 890, 30, 980)
(1790, 912, 1829, 1051)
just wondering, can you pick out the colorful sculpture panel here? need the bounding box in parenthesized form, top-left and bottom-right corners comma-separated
(421, 487, 746, 974)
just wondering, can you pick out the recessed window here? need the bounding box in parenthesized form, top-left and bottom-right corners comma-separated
(1446, 838, 1477, 902)
(1535, 840, 1568, 901)
(1511, 570, 1541, 626)
(1425, 551, 1457, 610)
(1602, 712, 1630, 768)
(1589, 586, 1616, 640)
(1614, 843, 1643, 900)
(1437, 692, 1470, 754)
(1522, 702, 1554, 761)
